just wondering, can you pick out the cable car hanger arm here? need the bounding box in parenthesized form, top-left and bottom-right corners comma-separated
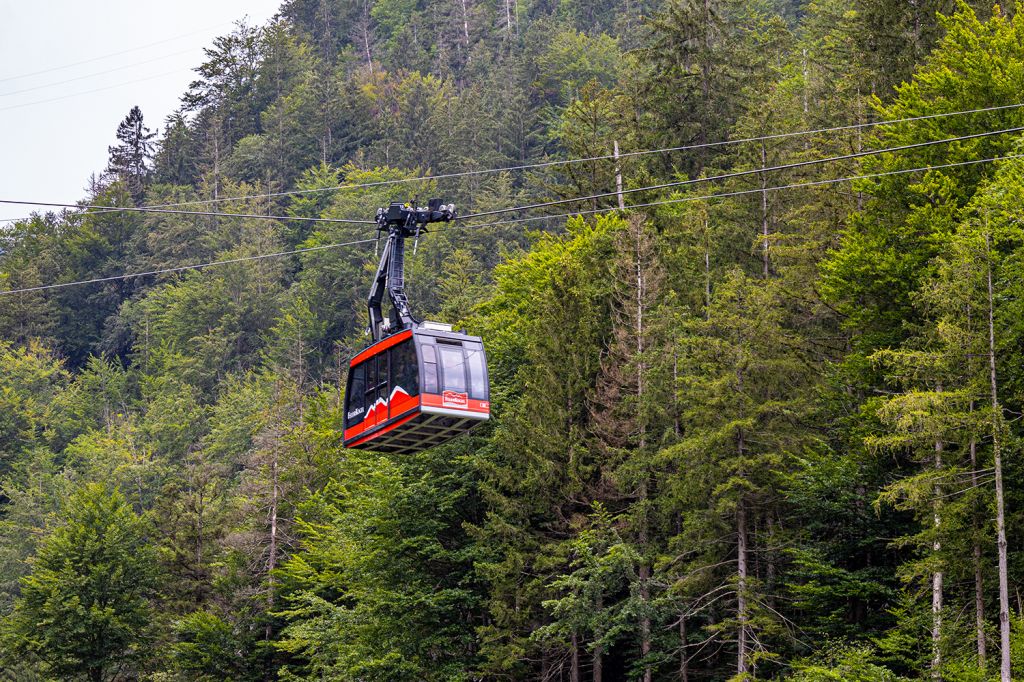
(367, 199, 455, 342)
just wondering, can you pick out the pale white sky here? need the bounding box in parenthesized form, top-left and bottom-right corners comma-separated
(0, 0, 283, 224)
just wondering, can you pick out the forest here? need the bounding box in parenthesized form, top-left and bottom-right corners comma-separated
(4, 0, 1024, 679)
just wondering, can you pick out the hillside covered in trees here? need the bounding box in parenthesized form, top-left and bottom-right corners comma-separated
(5, 0, 1024, 679)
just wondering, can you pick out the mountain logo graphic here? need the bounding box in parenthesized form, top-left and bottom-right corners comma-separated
(362, 386, 412, 423)
(443, 390, 468, 408)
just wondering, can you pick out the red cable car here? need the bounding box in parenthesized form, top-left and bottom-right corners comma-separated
(343, 201, 490, 454)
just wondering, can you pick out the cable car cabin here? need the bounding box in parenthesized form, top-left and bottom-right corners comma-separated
(343, 322, 490, 454)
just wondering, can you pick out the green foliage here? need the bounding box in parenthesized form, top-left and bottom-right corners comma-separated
(787, 644, 908, 681)
(171, 610, 259, 681)
(0, 341, 67, 475)
(2, 483, 160, 680)
(4, 0, 1024, 679)
(275, 450, 481, 681)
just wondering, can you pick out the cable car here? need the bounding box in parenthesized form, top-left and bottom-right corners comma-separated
(343, 200, 490, 454)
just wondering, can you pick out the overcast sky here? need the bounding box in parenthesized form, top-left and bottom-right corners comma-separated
(0, 0, 283, 225)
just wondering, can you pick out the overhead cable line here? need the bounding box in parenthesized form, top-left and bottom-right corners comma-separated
(0, 48, 200, 98)
(0, 238, 379, 297)
(458, 126, 1024, 220)
(0, 22, 231, 83)
(5, 153, 1019, 297)
(0, 199, 377, 225)
(15, 123, 1024, 227)
(0, 69, 189, 113)
(131, 102, 1024, 210)
(4, 124, 1021, 226)
(446, 153, 1024, 230)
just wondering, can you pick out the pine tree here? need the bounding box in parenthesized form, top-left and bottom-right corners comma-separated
(589, 215, 676, 681)
(107, 106, 156, 205)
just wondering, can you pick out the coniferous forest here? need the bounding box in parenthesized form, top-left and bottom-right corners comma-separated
(8, 0, 1024, 679)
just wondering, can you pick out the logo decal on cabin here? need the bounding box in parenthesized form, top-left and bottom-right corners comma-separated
(443, 390, 469, 408)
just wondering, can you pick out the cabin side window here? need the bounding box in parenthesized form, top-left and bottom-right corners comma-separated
(345, 363, 366, 429)
(422, 343, 439, 393)
(391, 339, 420, 397)
(438, 343, 467, 393)
(465, 344, 487, 399)
(374, 352, 389, 407)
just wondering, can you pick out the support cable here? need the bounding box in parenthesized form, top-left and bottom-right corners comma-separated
(3, 153, 1019, 297)
(0, 199, 377, 225)
(0, 238, 379, 296)
(457, 126, 1024, 221)
(106, 102, 1024, 210)
(0, 70, 197, 113)
(0, 22, 232, 83)
(446, 154, 1024, 230)
(0, 48, 200, 98)
(8, 124, 1022, 226)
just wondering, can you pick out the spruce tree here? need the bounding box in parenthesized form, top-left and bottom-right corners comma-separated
(107, 106, 156, 205)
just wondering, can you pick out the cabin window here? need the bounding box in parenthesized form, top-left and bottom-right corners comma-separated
(391, 339, 419, 397)
(422, 343, 439, 393)
(375, 352, 390, 408)
(364, 355, 377, 401)
(438, 344, 467, 393)
(345, 363, 366, 429)
(466, 347, 486, 399)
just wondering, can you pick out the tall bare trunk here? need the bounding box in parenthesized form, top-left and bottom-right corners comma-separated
(932, 438, 943, 681)
(855, 92, 864, 212)
(703, 218, 712, 316)
(504, 0, 513, 35)
(737, 497, 750, 677)
(801, 48, 809, 116)
(736, 360, 750, 677)
(680, 616, 690, 682)
(361, 0, 375, 79)
(637, 223, 652, 682)
(760, 143, 770, 278)
(970, 427, 987, 668)
(459, 0, 470, 44)
(195, 477, 204, 569)
(985, 232, 1011, 682)
(594, 592, 604, 682)
(640, 562, 652, 682)
(211, 120, 221, 200)
(570, 632, 580, 682)
(266, 441, 280, 640)
(615, 141, 625, 211)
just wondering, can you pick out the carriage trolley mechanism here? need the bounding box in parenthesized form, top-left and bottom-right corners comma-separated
(343, 199, 490, 454)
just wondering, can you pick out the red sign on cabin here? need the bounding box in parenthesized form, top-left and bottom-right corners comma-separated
(442, 390, 469, 408)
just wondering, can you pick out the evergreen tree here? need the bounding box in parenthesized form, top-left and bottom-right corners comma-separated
(3, 483, 160, 681)
(107, 106, 156, 205)
(668, 270, 814, 678)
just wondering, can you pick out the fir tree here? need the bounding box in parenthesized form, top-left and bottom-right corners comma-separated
(107, 106, 156, 205)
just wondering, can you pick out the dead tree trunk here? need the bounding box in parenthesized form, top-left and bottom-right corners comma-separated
(737, 496, 750, 677)
(570, 632, 580, 682)
(970, 428, 987, 669)
(985, 232, 1011, 682)
(932, 438, 943, 681)
(760, 143, 770, 278)
(680, 616, 690, 682)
